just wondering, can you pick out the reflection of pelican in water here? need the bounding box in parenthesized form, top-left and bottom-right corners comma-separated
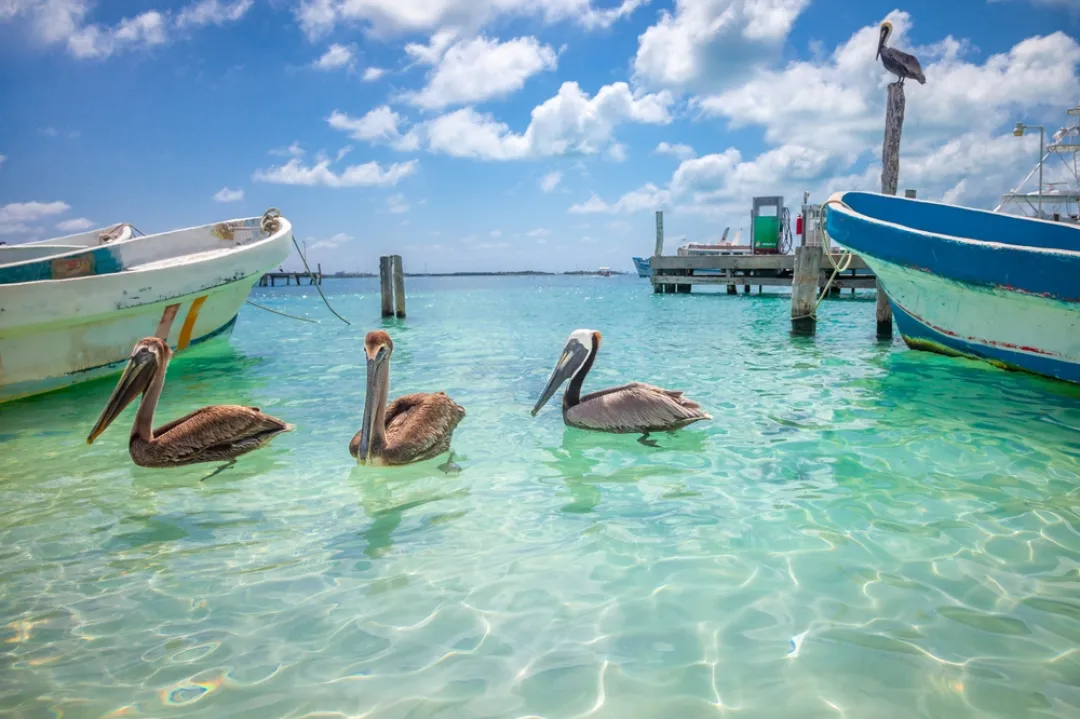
(532, 329, 710, 446)
(542, 427, 710, 513)
(351, 331, 465, 469)
(87, 337, 292, 477)
(339, 466, 469, 559)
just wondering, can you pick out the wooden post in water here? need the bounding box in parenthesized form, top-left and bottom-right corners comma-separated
(877, 82, 905, 339)
(653, 211, 665, 294)
(791, 244, 823, 335)
(379, 256, 393, 317)
(392, 254, 406, 318)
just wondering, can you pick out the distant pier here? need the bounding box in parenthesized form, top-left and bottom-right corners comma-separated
(649, 253, 876, 294)
(259, 265, 323, 287)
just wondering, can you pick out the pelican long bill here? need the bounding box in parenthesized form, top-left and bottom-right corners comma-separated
(531, 338, 589, 416)
(86, 348, 155, 444)
(357, 347, 388, 461)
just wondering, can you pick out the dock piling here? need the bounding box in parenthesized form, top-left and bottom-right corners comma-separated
(379, 256, 393, 317)
(392, 255, 407, 318)
(791, 245, 823, 335)
(877, 82, 906, 339)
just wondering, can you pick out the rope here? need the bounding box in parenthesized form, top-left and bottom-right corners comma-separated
(791, 198, 855, 321)
(259, 208, 352, 326)
(244, 299, 320, 323)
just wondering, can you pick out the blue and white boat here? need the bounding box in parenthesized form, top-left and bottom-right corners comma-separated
(632, 256, 652, 277)
(826, 191, 1080, 384)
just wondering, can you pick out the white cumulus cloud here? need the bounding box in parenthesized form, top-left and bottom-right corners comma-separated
(401, 35, 558, 110)
(295, 0, 650, 41)
(656, 141, 696, 160)
(214, 186, 244, 202)
(425, 81, 673, 160)
(252, 158, 418, 188)
(1, 0, 253, 59)
(633, 0, 810, 91)
(540, 171, 562, 193)
(328, 107, 421, 151)
(314, 42, 355, 70)
(362, 66, 386, 81)
(0, 200, 70, 223)
(56, 216, 94, 232)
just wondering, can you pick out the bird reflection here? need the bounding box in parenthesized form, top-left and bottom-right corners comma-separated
(338, 464, 469, 560)
(540, 427, 709, 514)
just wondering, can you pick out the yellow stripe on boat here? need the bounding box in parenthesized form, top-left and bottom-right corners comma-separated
(177, 295, 207, 350)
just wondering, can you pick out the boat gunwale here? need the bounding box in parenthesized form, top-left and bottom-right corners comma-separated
(0, 216, 292, 290)
(826, 191, 1080, 260)
(0, 224, 135, 266)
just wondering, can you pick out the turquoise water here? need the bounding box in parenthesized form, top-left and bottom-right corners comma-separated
(2, 276, 1080, 718)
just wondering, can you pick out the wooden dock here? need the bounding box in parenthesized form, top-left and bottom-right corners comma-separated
(650, 253, 876, 293)
(259, 267, 323, 287)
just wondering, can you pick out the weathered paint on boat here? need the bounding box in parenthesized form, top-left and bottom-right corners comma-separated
(826, 191, 1080, 384)
(0, 215, 292, 403)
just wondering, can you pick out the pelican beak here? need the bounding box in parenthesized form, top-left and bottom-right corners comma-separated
(357, 348, 388, 462)
(87, 348, 155, 444)
(531, 339, 588, 416)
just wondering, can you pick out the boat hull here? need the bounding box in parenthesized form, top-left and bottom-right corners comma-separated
(873, 258, 1080, 383)
(0, 277, 257, 403)
(826, 191, 1080, 384)
(0, 215, 292, 403)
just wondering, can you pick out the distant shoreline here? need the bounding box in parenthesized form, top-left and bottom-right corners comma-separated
(319, 270, 628, 278)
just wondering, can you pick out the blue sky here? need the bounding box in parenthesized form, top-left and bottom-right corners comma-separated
(1, 0, 1078, 273)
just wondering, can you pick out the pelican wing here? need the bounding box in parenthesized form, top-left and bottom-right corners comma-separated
(382, 392, 465, 464)
(149, 405, 290, 464)
(883, 47, 926, 83)
(569, 382, 711, 433)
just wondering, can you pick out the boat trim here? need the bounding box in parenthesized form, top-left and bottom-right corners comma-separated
(892, 300, 1080, 383)
(827, 191, 1080, 304)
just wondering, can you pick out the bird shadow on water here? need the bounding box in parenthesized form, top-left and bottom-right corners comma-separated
(324, 463, 470, 568)
(540, 427, 709, 514)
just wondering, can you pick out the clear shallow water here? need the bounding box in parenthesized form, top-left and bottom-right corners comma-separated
(2, 275, 1080, 719)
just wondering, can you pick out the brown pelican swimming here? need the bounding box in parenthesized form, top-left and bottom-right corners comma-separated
(876, 21, 926, 86)
(87, 337, 293, 476)
(350, 330, 465, 468)
(531, 329, 711, 446)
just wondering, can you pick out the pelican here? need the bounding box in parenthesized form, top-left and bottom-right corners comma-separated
(876, 21, 926, 86)
(531, 329, 711, 446)
(350, 330, 465, 468)
(87, 337, 293, 475)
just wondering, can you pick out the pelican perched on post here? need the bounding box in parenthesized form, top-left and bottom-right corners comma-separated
(350, 330, 465, 468)
(876, 21, 926, 85)
(87, 337, 293, 475)
(531, 329, 711, 446)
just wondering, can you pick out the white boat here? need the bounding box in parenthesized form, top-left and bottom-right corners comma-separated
(995, 105, 1080, 224)
(0, 210, 293, 403)
(676, 228, 753, 257)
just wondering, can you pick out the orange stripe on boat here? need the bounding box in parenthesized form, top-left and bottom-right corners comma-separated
(155, 304, 180, 339)
(177, 295, 207, 350)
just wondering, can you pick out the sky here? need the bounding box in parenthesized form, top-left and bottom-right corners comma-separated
(0, 0, 1078, 273)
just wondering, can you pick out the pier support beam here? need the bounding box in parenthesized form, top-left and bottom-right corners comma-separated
(392, 255, 407, 318)
(379, 256, 394, 317)
(791, 245, 823, 335)
(876, 83, 905, 339)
